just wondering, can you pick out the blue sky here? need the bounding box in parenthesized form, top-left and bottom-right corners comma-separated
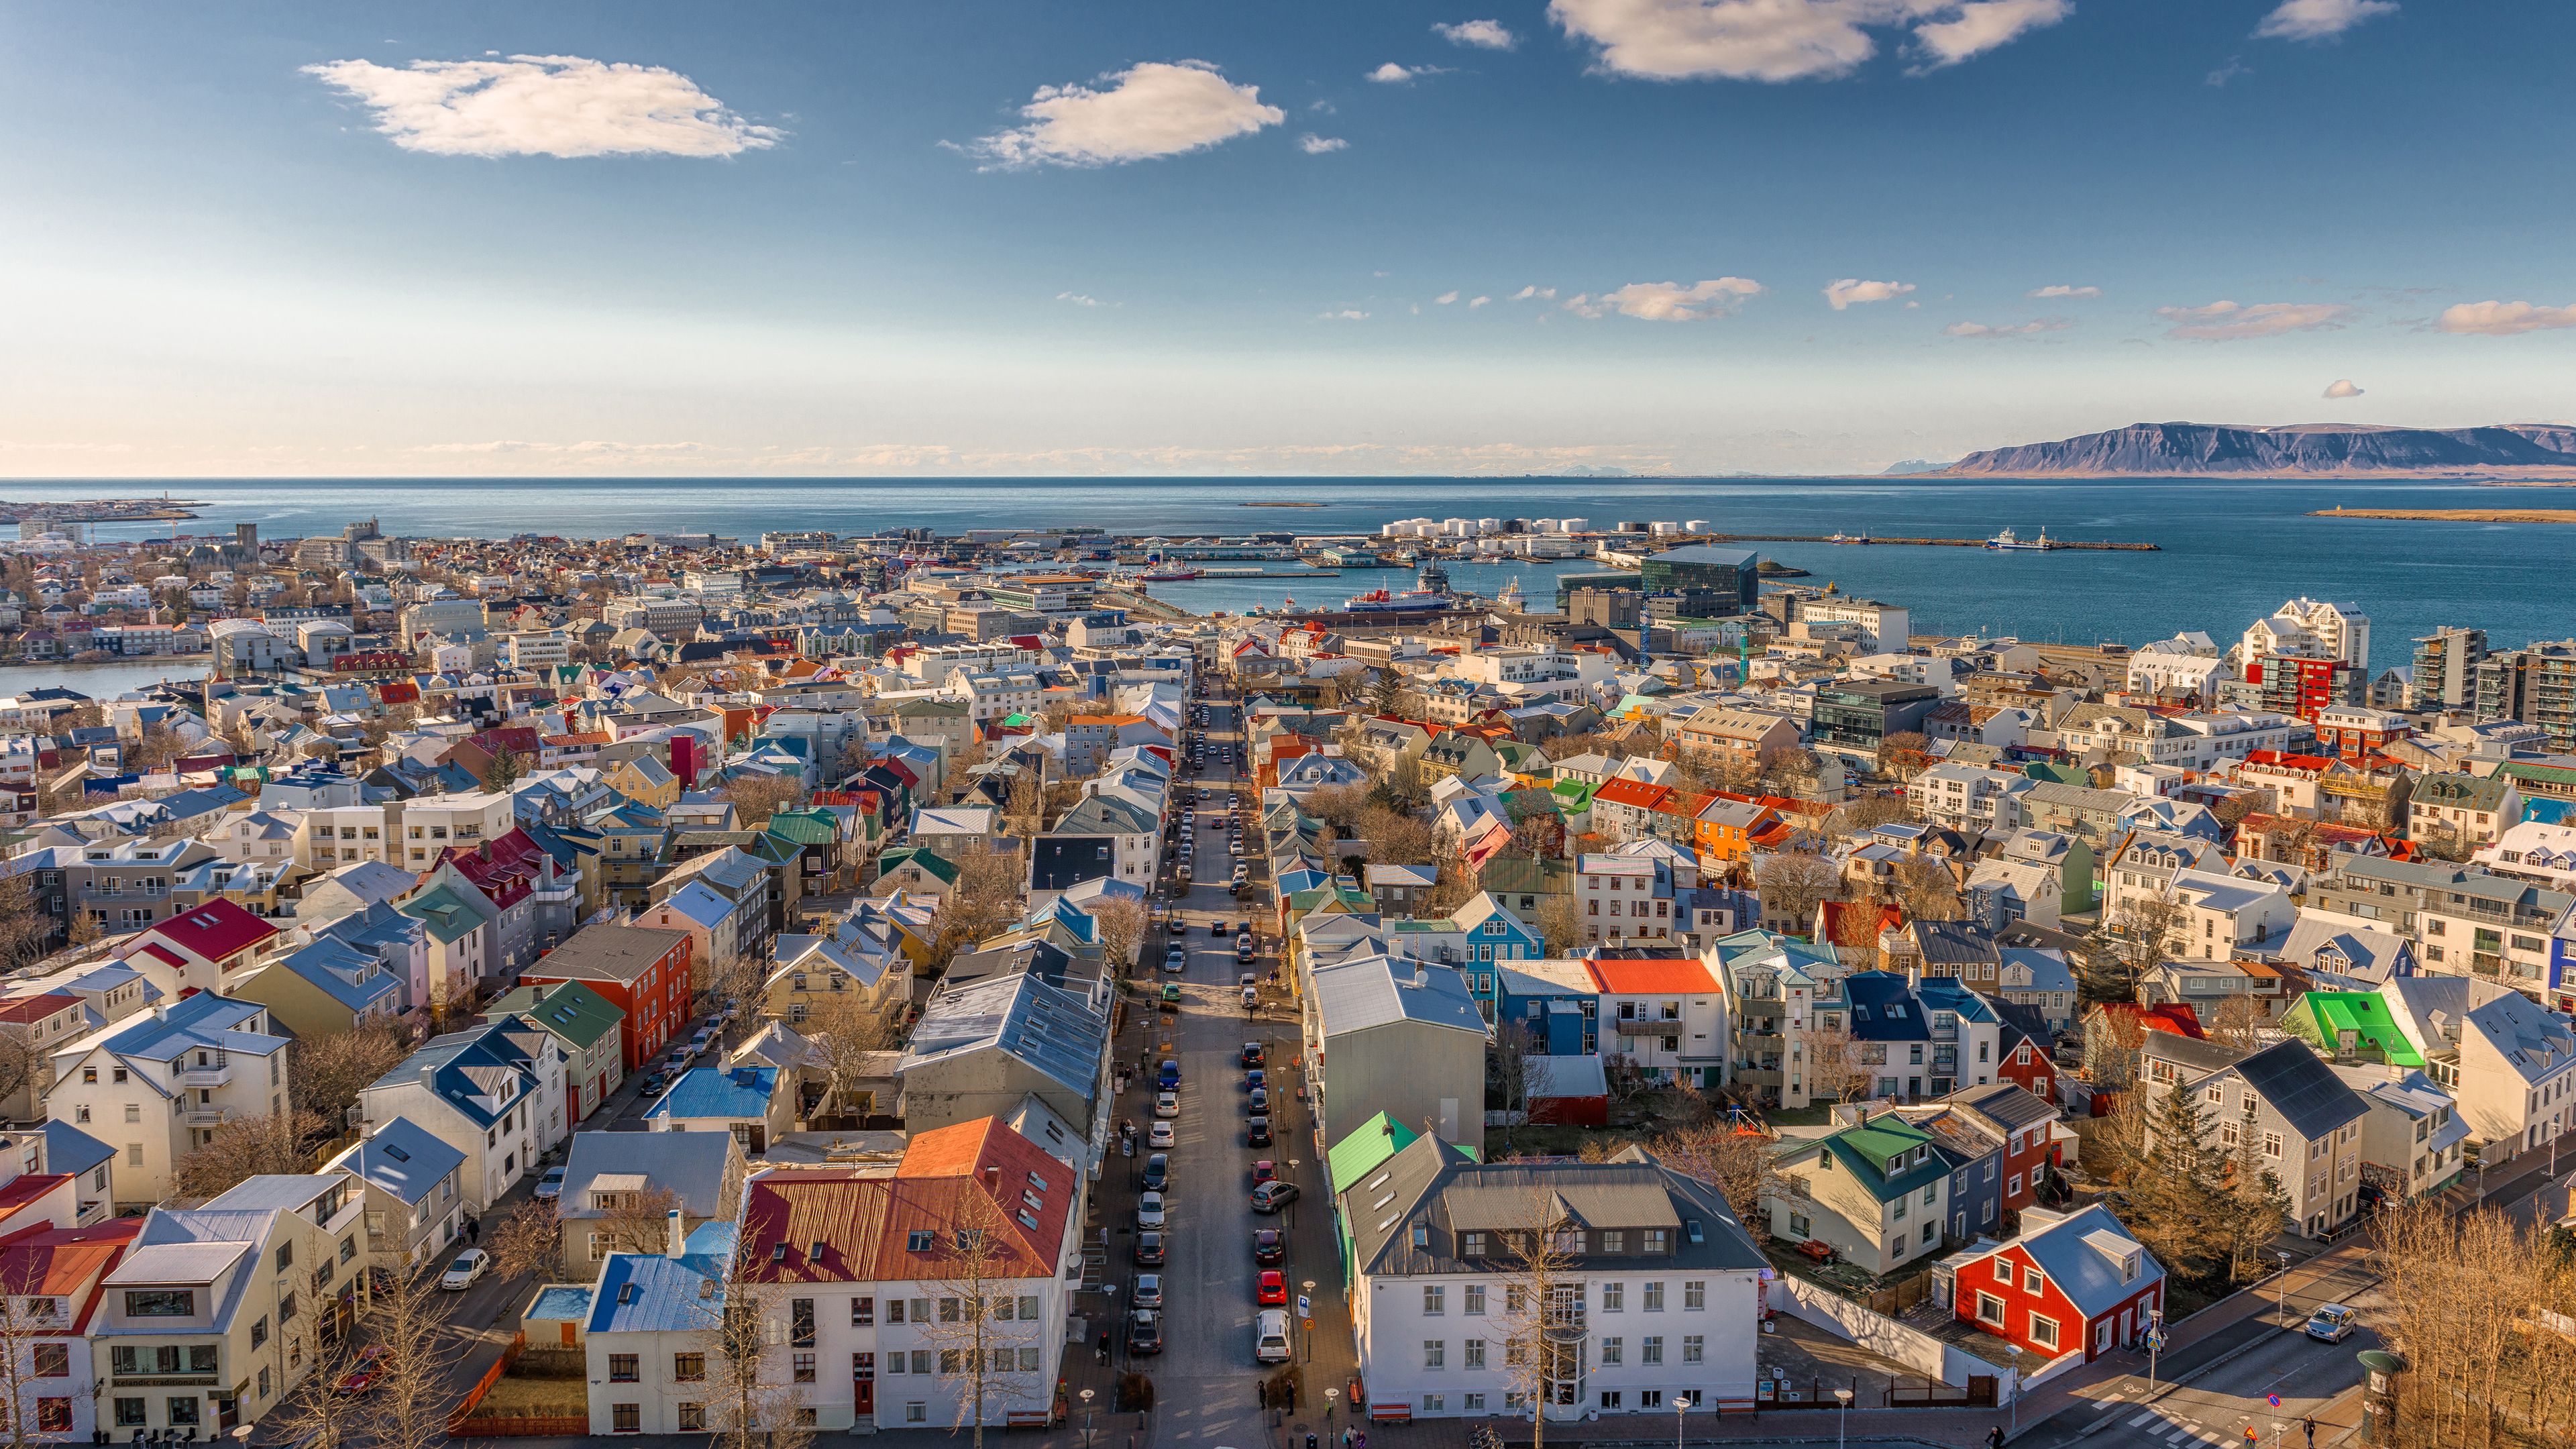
(2, 0, 2571, 478)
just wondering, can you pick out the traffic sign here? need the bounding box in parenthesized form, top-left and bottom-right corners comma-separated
(1297, 1294, 1311, 1318)
(2267, 1394, 2282, 1408)
(2144, 1331, 2165, 1350)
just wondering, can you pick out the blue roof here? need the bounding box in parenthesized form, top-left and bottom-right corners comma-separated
(1843, 971, 1931, 1041)
(1914, 979, 2002, 1022)
(101, 992, 284, 1065)
(335, 1117, 466, 1206)
(369, 1019, 547, 1129)
(645, 1065, 779, 1122)
(588, 1222, 737, 1334)
(274, 937, 402, 1014)
(44, 1120, 115, 1179)
(528, 1285, 592, 1324)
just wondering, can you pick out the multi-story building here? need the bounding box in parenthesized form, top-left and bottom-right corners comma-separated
(2473, 639, 2576, 751)
(1809, 681, 1939, 763)
(0, 1214, 144, 1442)
(519, 924, 694, 1075)
(357, 1018, 569, 1211)
(1344, 1136, 1766, 1420)
(47, 994, 292, 1211)
(1708, 930, 1847, 1110)
(1798, 596, 1909, 651)
(1941, 1205, 2163, 1366)
(2409, 772, 2521, 854)
(2411, 625, 2487, 712)
(1636, 545, 1761, 615)
(1768, 1114, 1951, 1275)
(1586, 957, 1725, 1089)
(2139, 1036, 2367, 1239)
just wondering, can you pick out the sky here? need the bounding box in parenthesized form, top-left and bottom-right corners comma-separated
(3, 0, 2573, 479)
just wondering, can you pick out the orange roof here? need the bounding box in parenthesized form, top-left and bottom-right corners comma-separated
(737, 1117, 1072, 1287)
(0, 1217, 141, 1313)
(1584, 958, 1717, 994)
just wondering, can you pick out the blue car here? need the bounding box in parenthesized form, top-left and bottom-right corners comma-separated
(1159, 1060, 1181, 1089)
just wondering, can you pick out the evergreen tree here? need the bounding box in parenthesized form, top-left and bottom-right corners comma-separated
(2216, 1093, 2293, 1281)
(2129, 1082, 2230, 1279)
(1368, 665, 1405, 717)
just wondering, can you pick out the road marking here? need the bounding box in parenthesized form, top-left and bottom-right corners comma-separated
(2161, 1425, 2194, 1444)
(2128, 1409, 2159, 1427)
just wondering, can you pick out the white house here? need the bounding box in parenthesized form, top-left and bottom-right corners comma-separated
(356, 1018, 568, 1212)
(46, 994, 292, 1212)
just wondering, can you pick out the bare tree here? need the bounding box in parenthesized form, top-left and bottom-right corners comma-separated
(2086, 893, 2190, 1002)
(1654, 1122, 1803, 1238)
(482, 1197, 562, 1283)
(173, 1108, 327, 1198)
(289, 1018, 414, 1128)
(2202, 994, 2267, 1052)
(907, 1190, 1043, 1449)
(1004, 772, 1046, 839)
(799, 991, 904, 1118)
(1891, 855, 1963, 922)
(1087, 896, 1149, 972)
(1358, 805, 1436, 867)
(1876, 731, 1933, 781)
(0, 872, 57, 969)
(1493, 1187, 1580, 1447)
(1491, 1025, 1555, 1155)
(1302, 783, 1369, 833)
(721, 771, 808, 830)
(1805, 1018, 1868, 1103)
(1535, 892, 1586, 956)
(350, 1257, 468, 1449)
(1758, 851, 1841, 936)
(1829, 794, 1911, 835)
(929, 840, 1024, 969)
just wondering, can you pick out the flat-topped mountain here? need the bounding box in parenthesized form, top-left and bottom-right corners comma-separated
(1941, 421, 2576, 476)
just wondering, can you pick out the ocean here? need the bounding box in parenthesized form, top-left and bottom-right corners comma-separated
(3, 475, 2571, 693)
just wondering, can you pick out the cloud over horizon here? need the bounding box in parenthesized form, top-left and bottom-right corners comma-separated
(1568, 277, 1763, 321)
(1549, 0, 2071, 83)
(2323, 378, 2364, 398)
(1434, 19, 1520, 49)
(971, 60, 1283, 168)
(1824, 278, 1915, 309)
(2256, 0, 2398, 42)
(2435, 300, 2576, 336)
(2156, 300, 2351, 340)
(304, 54, 781, 158)
(1943, 317, 2074, 337)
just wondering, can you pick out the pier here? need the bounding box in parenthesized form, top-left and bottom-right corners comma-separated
(1691, 531, 2158, 551)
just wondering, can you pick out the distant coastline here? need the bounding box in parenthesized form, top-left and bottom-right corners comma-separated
(2309, 506, 2576, 525)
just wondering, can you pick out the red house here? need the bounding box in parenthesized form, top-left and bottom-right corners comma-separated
(1947, 1081, 2062, 1212)
(1993, 1024, 2059, 1108)
(111, 897, 280, 998)
(1945, 1204, 2164, 1364)
(519, 923, 693, 1071)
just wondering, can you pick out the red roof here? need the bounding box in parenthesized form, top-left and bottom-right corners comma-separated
(0, 1173, 71, 1230)
(0, 1217, 141, 1328)
(0, 993, 80, 1026)
(1584, 958, 1717, 994)
(2095, 1002, 2206, 1039)
(129, 898, 278, 967)
(737, 1117, 1073, 1287)
(1591, 778, 1673, 812)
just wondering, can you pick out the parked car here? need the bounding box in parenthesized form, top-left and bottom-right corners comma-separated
(1159, 1059, 1181, 1089)
(1246, 1116, 1272, 1147)
(439, 1248, 490, 1291)
(1256, 1270, 1287, 1305)
(1248, 1087, 1270, 1113)
(1155, 1091, 1180, 1119)
(1250, 1181, 1299, 1214)
(1251, 1160, 1276, 1185)
(1176, 862, 1192, 882)
(1128, 1309, 1165, 1356)
(1244, 1069, 1266, 1093)
(1254, 1309, 1292, 1363)
(1251, 1228, 1285, 1265)
(639, 1070, 672, 1097)
(1213, 919, 1231, 938)
(1240, 1041, 1265, 1067)
(1142, 1153, 1171, 1192)
(1236, 940, 1256, 965)
(1160, 983, 1183, 1012)
(333, 1345, 389, 1395)
(1134, 1230, 1166, 1266)
(1148, 1120, 1175, 1148)
(2305, 1303, 2359, 1343)
(1134, 1273, 1165, 1309)
(1163, 947, 1188, 974)
(1137, 1191, 1168, 1228)
(533, 1166, 566, 1201)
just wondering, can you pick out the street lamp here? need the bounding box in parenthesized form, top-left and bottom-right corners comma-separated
(1324, 1386, 1339, 1432)
(2273, 1250, 2294, 1326)
(1833, 1387, 1853, 1449)
(1302, 1279, 1319, 1364)
(1079, 1388, 1095, 1449)
(1670, 1395, 1691, 1449)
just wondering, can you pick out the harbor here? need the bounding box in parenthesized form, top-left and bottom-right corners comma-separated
(1703, 526, 2157, 551)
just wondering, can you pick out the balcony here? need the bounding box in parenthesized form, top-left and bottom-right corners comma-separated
(181, 1104, 230, 1128)
(179, 1062, 231, 1089)
(1611, 1017, 1680, 1036)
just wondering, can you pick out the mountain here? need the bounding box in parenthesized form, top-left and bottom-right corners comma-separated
(1941, 421, 2576, 477)
(1880, 458, 1957, 476)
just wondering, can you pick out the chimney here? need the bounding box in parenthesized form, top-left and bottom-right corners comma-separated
(665, 1208, 687, 1259)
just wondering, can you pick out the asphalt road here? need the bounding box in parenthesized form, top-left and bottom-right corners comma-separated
(1118, 691, 1328, 1449)
(2011, 1261, 2386, 1449)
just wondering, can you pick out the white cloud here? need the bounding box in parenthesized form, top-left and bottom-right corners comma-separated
(1568, 277, 1764, 321)
(1513, 285, 1558, 301)
(420, 439, 702, 456)
(2205, 56, 2251, 86)
(2255, 0, 2398, 42)
(303, 54, 780, 158)
(1436, 290, 1461, 305)
(2155, 300, 2350, 340)
(2322, 378, 2365, 398)
(1436, 19, 1521, 49)
(1943, 317, 2074, 337)
(1823, 278, 1915, 309)
(1913, 0, 2072, 69)
(1548, 0, 2068, 83)
(970, 60, 1283, 168)
(1370, 62, 1451, 83)
(1057, 292, 1102, 307)
(2027, 284, 2101, 299)
(1298, 133, 1349, 154)
(1468, 295, 1493, 308)
(2434, 300, 2576, 337)
(1320, 309, 1371, 320)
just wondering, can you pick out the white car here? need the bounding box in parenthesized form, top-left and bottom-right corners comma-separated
(1137, 1192, 1168, 1228)
(1155, 1091, 1180, 1118)
(1255, 1308, 1292, 1363)
(439, 1248, 491, 1291)
(1148, 1120, 1176, 1148)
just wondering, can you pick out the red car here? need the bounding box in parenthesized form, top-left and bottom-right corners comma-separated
(335, 1345, 389, 1395)
(1252, 1160, 1277, 1185)
(1256, 1270, 1288, 1305)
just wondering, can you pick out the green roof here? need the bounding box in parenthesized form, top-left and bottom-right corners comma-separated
(1550, 779, 1597, 807)
(1805, 1116, 1949, 1201)
(765, 808, 839, 846)
(400, 882, 486, 945)
(2497, 759, 2576, 787)
(482, 980, 623, 1049)
(2023, 761, 2092, 786)
(1327, 1113, 1478, 1195)
(2292, 991, 2423, 1067)
(877, 845, 958, 884)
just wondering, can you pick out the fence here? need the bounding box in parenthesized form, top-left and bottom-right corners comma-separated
(445, 1330, 588, 1438)
(1770, 1276, 2022, 1403)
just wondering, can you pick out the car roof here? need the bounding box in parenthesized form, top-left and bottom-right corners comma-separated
(2316, 1302, 2354, 1315)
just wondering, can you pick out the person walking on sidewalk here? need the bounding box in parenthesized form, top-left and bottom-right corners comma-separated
(2302, 1417, 2315, 1448)
(1988, 1428, 2005, 1449)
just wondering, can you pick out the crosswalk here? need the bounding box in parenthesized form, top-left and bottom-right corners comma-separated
(2124, 1405, 2247, 1447)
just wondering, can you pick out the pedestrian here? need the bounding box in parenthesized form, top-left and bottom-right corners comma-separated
(2302, 1417, 2315, 1449)
(466, 1216, 480, 1244)
(1307, 1434, 1318, 1449)
(1342, 1430, 1352, 1449)
(1988, 1428, 2004, 1449)
(1356, 1432, 1366, 1449)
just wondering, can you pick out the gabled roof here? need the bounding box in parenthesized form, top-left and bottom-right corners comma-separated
(526, 922, 689, 985)
(327, 1117, 467, 1207)
(1951, 1203, 2161, 1319)
(2231, 1038, 2369, 1140)
(561, 1129, 741, 1219)
(647, 1065, 780, 1122)
(1584, 957, 1717, 995)
(735, 1116, 1073, 1286)
(1804, 1114, 1948, 1201)
(481, 980, 625, 1051)
(588, 1222, 736, 1334)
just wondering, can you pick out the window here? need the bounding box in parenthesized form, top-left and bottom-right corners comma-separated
(166, 1398, 199, 1428)
(910, 1350, 930, 1375)
(2029, 1315, 2060, 1350)
(1464, 1285, 1487, 1316)
(30, 1344, 66, 1377)
(1642, 1336, 1664, 1365)
(609, 1354, 639, 1383)
(1643, 1281, 1664, 1311)
(906, 1404, 927, 1424)
(1601, 1282, 1623, 1311)
(1599, 1337, 1622, 1365)
(792, 1352, 816, 1383)
(1424, 1394, 1446, 1414)
(1977, 1293, 2006, 1326)
(853, 1296, 875, 1326)
(1684, 1281, 1705, 1310)
(1993, 1259, 2013, 1282)
(1424, 1340, 1444, 1369)
(1424, 1285, 1444, 1314)
(678, 1404, 706, 1431)
(612, 1403, 641, 1433)
(1682, 1334, 1705, 1364)
(674, 1353, 705, 1382)
(791, 1298, 816, 1347)
(1601, 1230, 1625, 1253)
(2023, 1265, 2045, 1293)
(127, 1289, 194, 1318)
(115, 1399, 147, 1429)
(1642, 1228, 1667, 1252)
(1464, 1338, 1486, 1368)
(280, 1291, 298, 1322)
(1462, 1232, 1486, 1256)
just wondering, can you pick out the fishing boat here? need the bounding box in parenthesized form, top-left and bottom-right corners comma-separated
(1136, 566, 1203, 582)
(1985, 527, 2055, 551)
(1828, 531, 1872, 545)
